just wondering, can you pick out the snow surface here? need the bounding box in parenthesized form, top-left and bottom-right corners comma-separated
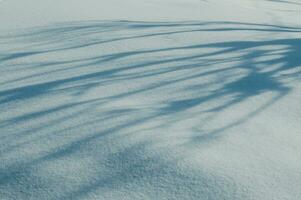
(1, 0, 301, 199)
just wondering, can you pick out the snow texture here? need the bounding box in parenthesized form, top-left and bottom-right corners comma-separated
(0, 0, 301, 199)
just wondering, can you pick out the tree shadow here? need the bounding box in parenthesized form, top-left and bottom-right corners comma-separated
(0, 20, 301, 199)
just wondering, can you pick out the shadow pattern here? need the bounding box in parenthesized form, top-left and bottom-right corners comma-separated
(0, 20, 301, 199)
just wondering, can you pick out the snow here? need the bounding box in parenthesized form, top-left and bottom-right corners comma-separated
(0, 0, 301, 199)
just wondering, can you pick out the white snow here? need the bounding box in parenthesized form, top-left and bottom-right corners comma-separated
(1, 0, 301, 199)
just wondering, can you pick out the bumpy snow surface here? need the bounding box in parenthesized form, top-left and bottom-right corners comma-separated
(1, 0, 301, 199)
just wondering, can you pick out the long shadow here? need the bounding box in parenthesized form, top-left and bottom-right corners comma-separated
(0, 20, 301, 199)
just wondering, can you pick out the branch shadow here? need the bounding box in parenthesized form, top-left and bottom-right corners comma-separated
(0, 20, 301, 199)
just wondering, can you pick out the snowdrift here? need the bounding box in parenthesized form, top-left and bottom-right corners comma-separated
(1, 0, 301, 199)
